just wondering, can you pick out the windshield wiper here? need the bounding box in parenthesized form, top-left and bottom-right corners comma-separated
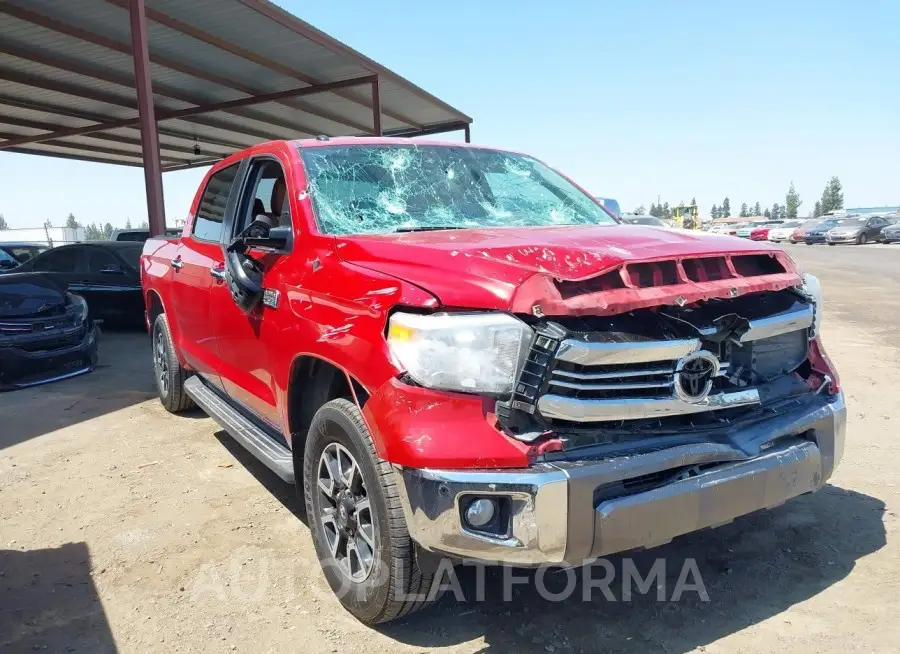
(393, 226, 466, 233)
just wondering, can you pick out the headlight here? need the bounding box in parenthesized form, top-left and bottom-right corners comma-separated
(800, 273, 822, 337)
(67, 292, 88, 326)
(387, 312, 533, 394)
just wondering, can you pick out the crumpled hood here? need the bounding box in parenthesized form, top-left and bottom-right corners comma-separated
(0, 273, 67, 318)
(336, 225, 799, 312)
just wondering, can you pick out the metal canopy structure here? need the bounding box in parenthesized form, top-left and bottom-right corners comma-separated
(0, 0, 472, 234)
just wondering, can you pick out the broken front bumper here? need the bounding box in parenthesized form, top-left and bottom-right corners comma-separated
(393, 392, 845, 565)
(0, 323, 99, 391)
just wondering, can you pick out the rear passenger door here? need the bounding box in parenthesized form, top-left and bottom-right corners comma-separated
(170, 162, 242, 387)
(74, 247, 142, 326)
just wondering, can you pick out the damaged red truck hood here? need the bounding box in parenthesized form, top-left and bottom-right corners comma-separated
(336, 225, 802, 316)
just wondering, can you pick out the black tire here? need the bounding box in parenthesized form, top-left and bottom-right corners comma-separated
(303, 398, 439, 624)
(828, 242, 836, 246)
(857, 233, 868, 245)
(151, 314, 194, 413)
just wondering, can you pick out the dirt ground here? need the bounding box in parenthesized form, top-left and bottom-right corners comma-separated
(1, 243, 898, 653)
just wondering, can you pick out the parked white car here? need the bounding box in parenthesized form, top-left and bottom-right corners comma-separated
(767, 220, 804, 242)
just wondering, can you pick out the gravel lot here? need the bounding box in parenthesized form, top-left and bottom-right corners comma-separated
(1, 243, 898, 653)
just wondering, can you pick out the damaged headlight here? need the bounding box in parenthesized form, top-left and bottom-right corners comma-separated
(387, 312, 533, 394)
(800, 273, 823, 336)
(68, 293, 88, 327)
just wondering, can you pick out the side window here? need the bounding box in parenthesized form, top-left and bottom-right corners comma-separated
(193, 164, 240, 242)
(33, 248, 80, 272)
(87, 248, 120, 274)
(236, 159, 292, 235)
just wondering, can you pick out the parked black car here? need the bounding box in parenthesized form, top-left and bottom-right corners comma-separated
(804, 219, 843, 244)
(0, 242, 49, 271)
(0, 273, 99, 390)
(12, 242, 144, 327)
(825, 215, 895, 245)
(881, 221, 900, 243)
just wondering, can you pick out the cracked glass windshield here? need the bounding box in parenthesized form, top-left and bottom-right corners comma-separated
(299, 144, 617, 235)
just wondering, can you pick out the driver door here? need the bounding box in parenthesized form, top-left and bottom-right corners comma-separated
(210, 155, 295, 430)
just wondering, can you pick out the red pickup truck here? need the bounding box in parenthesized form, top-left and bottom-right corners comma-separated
(141, 137, 845, 624)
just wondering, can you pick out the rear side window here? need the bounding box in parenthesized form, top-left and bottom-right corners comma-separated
(87, 248, 120, 273)
(193, 164, 239, 242)
(34, 247, 80, 272)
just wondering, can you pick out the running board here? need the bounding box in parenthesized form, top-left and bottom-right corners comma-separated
(184, 376, 294, 483)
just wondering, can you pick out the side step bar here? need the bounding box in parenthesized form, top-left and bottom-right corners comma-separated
(184, 376, 295, 483)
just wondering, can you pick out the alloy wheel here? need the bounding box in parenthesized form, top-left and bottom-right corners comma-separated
(154, 329, 169, 396)
(316, 442, 376, 582)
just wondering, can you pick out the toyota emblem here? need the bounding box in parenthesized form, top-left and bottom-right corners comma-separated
(673, 351, 720, 403)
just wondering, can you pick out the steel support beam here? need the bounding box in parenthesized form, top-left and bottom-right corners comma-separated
(128, 0, 166, 236)
(0, 74, 378, 151)
(371, 77, 382, 136)
(464, 125, 471, 143)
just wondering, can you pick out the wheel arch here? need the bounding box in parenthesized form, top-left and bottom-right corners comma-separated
(286, 354, 372, 470)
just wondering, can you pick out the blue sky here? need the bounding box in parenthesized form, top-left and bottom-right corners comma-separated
(1, 0, 898, 229)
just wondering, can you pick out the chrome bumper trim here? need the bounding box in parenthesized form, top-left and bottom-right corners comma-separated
(537, 388, 760, 422)
(392, 392, 845, 565)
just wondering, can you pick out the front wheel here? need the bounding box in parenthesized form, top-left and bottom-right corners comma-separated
(303, 399, 439, 624)
(857, 233, 868, 245)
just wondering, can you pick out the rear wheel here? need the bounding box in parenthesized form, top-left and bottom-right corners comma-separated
(303, 398, 439, 624)
(152, 314, 194, 413)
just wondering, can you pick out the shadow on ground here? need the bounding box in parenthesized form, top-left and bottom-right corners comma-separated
(0, 542, 116, 652)
(379, 485, 886, 652)
(0, 330, 158, 449)
(208, 426, 887, 653)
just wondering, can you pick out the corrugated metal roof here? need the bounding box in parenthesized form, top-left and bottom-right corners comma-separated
(0, 0, 471, 170)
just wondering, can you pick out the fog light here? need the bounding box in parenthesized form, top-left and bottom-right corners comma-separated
(465, 498, 496, 528)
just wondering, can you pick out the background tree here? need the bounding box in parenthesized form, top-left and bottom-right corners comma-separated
(764, 208, 771, 218)
(632, 204, 647, 215)
(722, 197, 731, 217)
(771, 203, 783, 220)
(138, 220, 150, 229)
(0, 213, 7, 230)
(84, 223, 102, 240)
(813, 200, 823, 218)
(661, 202, 671, 220)
(739, 202, 749, 218)
(752, 201, 761, 216)
(64, 213, 80, 229)
(785, 181, 802, 219)
(43, 218, 52, 229)
(102, 223, 114, 240)
(710, 204, 719, 219)
(125, 218, 133, 229)
(690, 196, 697, 207)
(649, 202, 661, 218)
(820, 176, 844, 214)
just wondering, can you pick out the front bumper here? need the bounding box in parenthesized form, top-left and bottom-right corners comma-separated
(805, 235, 827, 244)
(0, 323, 99, 390)
(826, 233, 860, 243)
(394, 392, 845, 565)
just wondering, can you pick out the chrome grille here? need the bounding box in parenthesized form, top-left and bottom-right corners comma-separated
(534, 301, 813, 424)
(549, 360, 732, 399)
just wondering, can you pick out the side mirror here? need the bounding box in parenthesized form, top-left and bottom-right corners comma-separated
(100, 264, 124, 275)
(244, 225, 292, 252)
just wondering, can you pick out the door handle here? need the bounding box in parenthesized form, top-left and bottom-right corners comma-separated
(209, 265, 226, 281)
(171, 257, 184, 271)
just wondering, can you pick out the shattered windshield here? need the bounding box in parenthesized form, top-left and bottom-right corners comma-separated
(299, 145, 617, 235)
